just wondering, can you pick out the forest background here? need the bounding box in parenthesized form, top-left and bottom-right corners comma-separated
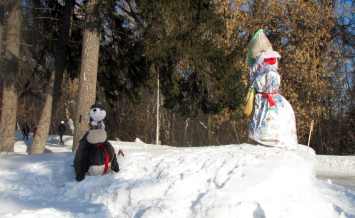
(0, 0, 354, 155)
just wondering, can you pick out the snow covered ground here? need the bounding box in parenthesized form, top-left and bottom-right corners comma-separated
(0, 132, 354, 218)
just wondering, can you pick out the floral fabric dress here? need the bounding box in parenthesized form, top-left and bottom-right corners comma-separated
(249, 62, 298, 150)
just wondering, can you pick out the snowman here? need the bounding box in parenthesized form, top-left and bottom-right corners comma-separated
(74, 103, 121, 182)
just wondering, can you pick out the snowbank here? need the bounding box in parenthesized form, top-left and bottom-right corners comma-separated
(1, 141, 354, 218)
(1, 132, 170, 157)
(316, 155, 355, 192)
(317, 155, 355, 173)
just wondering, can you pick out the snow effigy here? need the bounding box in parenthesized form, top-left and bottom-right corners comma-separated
(74, 104, 120, 181)
(248, 29, 298, 150)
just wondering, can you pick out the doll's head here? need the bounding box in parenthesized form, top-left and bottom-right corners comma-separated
(251, 50, 281, 72)
(248, 29, 273, 66)
(87, 104, 106, 130)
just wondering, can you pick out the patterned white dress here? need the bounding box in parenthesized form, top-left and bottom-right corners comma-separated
(249, 61, 298, 150)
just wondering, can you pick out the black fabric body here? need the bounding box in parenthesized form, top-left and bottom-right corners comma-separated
(22, 125, 30, 135)
(73, 131, 119, 182)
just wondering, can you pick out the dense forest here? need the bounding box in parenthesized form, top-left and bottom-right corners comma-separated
(0, 0, 354, 155)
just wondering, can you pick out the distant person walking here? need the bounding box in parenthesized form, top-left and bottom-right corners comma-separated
(22, 123, 30, 140)
(58, 121, 66, 145)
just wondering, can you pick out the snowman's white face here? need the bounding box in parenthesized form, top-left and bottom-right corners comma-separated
(89, 108, 106, 121)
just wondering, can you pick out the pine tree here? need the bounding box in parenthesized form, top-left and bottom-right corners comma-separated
(97, 2, 150, 106)
(137, 0, 245, 118)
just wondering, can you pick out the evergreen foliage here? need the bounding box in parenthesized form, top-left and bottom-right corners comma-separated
(135, 0, 245, 116)
(98, 9, 150, 106)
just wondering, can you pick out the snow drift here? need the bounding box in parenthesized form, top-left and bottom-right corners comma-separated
(0, 136, 354, 217)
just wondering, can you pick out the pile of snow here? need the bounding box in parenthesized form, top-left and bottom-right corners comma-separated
(0, 134, 354, 217)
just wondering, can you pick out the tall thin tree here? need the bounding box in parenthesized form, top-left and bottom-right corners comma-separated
(0, 0, 22, 152)
(72, 0, 101, 151)
(156, 72, 160, 145)
(51, 0, 75, 122)
(29, 0, 75, 154)
(0, 1, 5, 56)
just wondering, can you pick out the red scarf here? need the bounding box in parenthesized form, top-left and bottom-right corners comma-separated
(257, 92, 278, 107)
(93, 144, 109, 175)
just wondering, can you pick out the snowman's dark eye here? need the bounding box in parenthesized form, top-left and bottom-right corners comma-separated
(100, 109, 103, 111)
(93, 109, 97, 112)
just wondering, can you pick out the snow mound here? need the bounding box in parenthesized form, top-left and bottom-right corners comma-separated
(0, 144, 354, 217)
(135, 138, 144, 143)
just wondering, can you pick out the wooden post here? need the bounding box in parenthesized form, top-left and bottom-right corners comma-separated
(156, 72, 160, 145)
(307, 120, 314, 154)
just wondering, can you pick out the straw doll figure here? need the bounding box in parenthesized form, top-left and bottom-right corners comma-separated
(247, 29, 298, 150)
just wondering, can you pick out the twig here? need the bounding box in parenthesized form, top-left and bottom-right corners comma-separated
(108, 149, 124, 174)
(28, 17, 60, 21)
(117, 149, 124, 157)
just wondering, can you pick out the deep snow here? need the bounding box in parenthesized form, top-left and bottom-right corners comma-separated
(0, 132, 354, 218)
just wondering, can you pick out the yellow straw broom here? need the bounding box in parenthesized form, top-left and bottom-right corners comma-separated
(244, 86, 255, 117)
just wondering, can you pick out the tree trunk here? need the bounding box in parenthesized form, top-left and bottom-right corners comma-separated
(28, 0, 75, 154)
(172, 113, 175, 147)
(184, 118, 189, 146)
(29, 71, 55, 154)
(72, 0, 101, 151)
(0, 0, 21, 152)
(156, 72, 160, 145)
(207, 114, 212, 146)
(51, 0, 75, 121)
(0, 3, 4, 55)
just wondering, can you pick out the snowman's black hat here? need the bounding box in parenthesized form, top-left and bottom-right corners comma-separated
(90, 104, 105, 111)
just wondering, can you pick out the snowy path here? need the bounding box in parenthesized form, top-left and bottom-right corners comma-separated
(317, 172, 355, 191)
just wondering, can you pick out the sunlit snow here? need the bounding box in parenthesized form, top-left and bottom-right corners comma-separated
(0, 132, 354, 218)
